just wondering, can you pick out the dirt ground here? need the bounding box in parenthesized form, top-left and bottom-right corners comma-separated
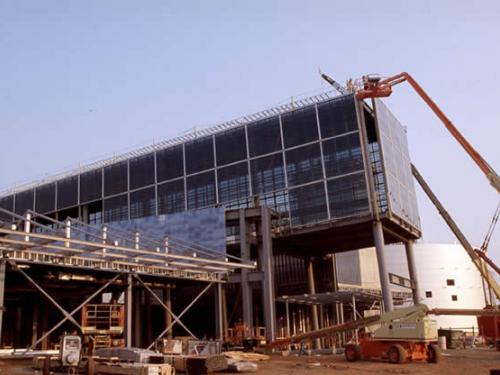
(0, 348, 498, 374)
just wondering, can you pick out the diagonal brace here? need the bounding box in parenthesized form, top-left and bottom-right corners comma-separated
(22, 270, 121, 352)
(133, 274, 197, 339)
(147, 282, 213, 350)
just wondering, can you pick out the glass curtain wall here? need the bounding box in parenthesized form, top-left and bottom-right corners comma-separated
(5, 94, 372, 228)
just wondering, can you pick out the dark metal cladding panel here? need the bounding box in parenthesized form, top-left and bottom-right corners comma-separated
(103, 193, 129, 223)
(317, 95, 358, 138)
(250, 153, 285, 195)
(288, 182, 327, 226)
(130, 186, 156, 219)
(80, 169, 102, 203)
(281, 107, 319, 148)
(285, 143, 323, 187)
(327, 172, 369, 218)
(57, 176, 78, 209)
(217, 162, 249, 203)
(35, 183, 56, 213)
(0, 195, 14, 221)
(186, 170, 216, 209)
(215, 127, 247, 166)
(158, 179, 185, 215)
(104, 161, 128, 197)
(156, 146, 184, 182)
(247, 117, 282, 157)
(129, 153, 155, 190)
(14, 189, 34, 216)
(322, 133, 364, 177)
(185, 137, 214, 175)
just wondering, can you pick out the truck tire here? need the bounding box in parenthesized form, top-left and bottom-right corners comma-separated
(387, 344, 406, 364)
(426, 343, 440, 363)
(345, 344, 363, 362)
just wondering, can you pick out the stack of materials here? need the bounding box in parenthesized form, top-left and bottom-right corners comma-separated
(223, 351, 270, 373)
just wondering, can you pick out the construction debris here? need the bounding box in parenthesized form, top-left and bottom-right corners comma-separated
(223, 351, 270, 362)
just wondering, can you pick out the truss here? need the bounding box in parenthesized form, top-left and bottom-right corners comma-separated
(0, 208, 254, 282)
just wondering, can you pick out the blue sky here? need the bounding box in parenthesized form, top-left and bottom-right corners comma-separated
(1, 1, 499, 264)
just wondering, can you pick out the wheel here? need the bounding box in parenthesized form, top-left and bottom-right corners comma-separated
(387, 344, 406, 364)
(426, 343, 441, 363)
(345, 344, 363, 362)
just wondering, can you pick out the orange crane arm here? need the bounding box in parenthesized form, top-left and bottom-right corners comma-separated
(356, 72, 500, 194)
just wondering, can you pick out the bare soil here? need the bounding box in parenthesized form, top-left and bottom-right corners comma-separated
(0, 348, 498, 374)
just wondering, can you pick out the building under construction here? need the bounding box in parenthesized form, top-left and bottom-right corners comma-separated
(0, 90, 423, 352)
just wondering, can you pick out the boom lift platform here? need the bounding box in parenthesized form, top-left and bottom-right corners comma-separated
(265, 305, 500, 364)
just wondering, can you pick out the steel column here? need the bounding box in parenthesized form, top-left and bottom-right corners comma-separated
(306, 257, 321, 349)
(216, 283, 224, 341)
(405, 240, 421, 304)
(0, 260, 5, 346)
(372, 221, 394, 311)
(260, 207, 276, 342)
(239, 209, 253, 329)
(164, 284, 173, 339)
(285, 301, 290, 337)
(126, 273, 133, 347)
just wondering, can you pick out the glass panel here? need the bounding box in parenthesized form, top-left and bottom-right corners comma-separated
(80, 169, 102, 203)
(14, 189, 34, 215)
(259, 190, 289, 214)
(130, 186, 156, 219)
(322, 133, 363, 177)
(157, 146, 184, 182)
(185, 137, 214, 174)
(250, 153, 285, 194)
(285, 143, 323, 187)
(186, 171, 216, 209)
(318, 94, 358, 138)
(281, 107, 318, 148)
(247, 117, 282, 157)
(104, 161, 128, 197)
(103, 194, 128, 222)
(35, 183, 56, 213)
(327, 172, 369, 218)
(376, 99, 420, 228)
(0, 195, 14, 221)
(215, 127, 247, 166)
(57, 176, 78, 209)
(158, 179, 185, 215)
(129, 153, 155, 190)
(288, 182, 327, 226)
(217, 162, 249, 204)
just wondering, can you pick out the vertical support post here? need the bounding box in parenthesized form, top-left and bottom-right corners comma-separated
(145, 292, 152, 345)
(126, 273, 133, 347)
(372, 221, 394, 311)
(260, 207, 276, 342)
(352, 295, 358, 344)
(405, 240, 421, 304)
(239, 209, 253, 330)
(285, 300, 290, 337)
(215, 283, 224, 341)
(134, 288, 142, 347)
(0, 260, 5, 346)
(81, 205, 89, 224)
(65, 219, 71, 248)
(306, 257, 321, 349)
(24, 213, 31, 242)
(340, 303, 345, 345)
(164, 284, 173, 339)
(32, 302, 39, 347)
